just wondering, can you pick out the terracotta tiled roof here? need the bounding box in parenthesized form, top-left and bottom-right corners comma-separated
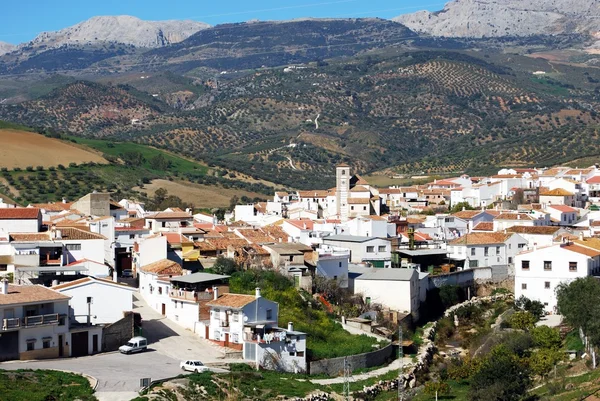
(473, 222, 494, 231)
(10, 233, 52, 242)
(587, 176, 600, 184)
(0, 284, 70, 306)
(449, 232, 513, 246)
(353, 174, 369, 186)
(348, 198, 370, 204)
(565, 168, 593, 175)
(0, 208, 40, 220)
(506, 226, 561, 235)
(31, 202, 72, 212)
(540, 188, 574, 196)
(147, 212, 192, 219)
(52, 276, 133, 290)
(563, 244, 600, 257)
(350, 185, 370, 193)
(207, 293, 257, 308)
(452, 210, 482, 219)
(194, 241, 217, 251)
(286, 219, 314, 231)
(549, 205, 578, 213)
(494, 213, 535, 221)
(574, 238, 600, 251)
(298, 190, 332, 198)
(378, 188, 401, 195)
(140, 259, 183, 275)
(59, 228, 106, 240)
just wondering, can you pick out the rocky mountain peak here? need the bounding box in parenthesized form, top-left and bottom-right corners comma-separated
(393, 0, 600, 38)
(26, 15, 210, 49)
(0, 41, 16, 56)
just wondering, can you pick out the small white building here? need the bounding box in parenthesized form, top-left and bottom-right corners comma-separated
(505, 226, 563, 248)
(353, 268, 420, 319)
(52, 277, 136, 325)
(314, 246, 350, 288)
(0, 208, 42, 233)
(322, 235, 392, 268)
(448, 232, 527, 269)
(515, 243, 600, 313)
(138, 259, 183, 315)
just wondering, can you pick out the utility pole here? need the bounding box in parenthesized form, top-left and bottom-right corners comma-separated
(343, 356, 351, 400)
(398, 324, 404, 401)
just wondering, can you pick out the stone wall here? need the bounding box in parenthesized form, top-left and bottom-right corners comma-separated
(19, 346, 59, 360)
(308, 343, 395, 375)
(102, 312, 134, 352)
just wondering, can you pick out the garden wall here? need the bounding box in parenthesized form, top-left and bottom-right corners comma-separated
(308, 343, 395, 375)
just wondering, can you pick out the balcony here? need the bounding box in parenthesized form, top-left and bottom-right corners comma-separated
(1, 313, 63, 331)
(169, 290, 214, 302)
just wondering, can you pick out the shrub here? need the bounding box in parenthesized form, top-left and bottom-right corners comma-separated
(532, 326, 561, 350)
(515, 295, 544, 320)
(508, 311, 536, 331)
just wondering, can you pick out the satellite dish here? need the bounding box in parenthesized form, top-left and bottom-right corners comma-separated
(243, 316, 248, 322)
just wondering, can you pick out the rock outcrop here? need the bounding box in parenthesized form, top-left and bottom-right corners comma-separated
(394, 0, 600, 39)
(0, 41, 15, 56)
(25, 15, 209, 49)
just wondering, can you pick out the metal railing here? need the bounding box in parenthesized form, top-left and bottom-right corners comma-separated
(1, 313, 61, 330)
(169, 290, 214, 302)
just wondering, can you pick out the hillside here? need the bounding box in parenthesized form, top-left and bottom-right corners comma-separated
(3, 48, 600, 189)
(0, 41, 15, 56)
(394, 0, 600, 41)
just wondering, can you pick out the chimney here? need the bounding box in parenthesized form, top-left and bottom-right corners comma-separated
(213, 286, 219, 300)
(288, 322, 294, 332)
(113, 269, 118, 283)
(255, 287, 261, 299)
(462, 206, 465, 211)
(579, 232, 585, 241)
(517, 215, 521, 220)
(62, 198, 67, 204)
(1, 278, 8, 294)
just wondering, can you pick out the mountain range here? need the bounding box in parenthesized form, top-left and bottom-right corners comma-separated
(1, 4, 600, 190)
(395, 0, 600, 40)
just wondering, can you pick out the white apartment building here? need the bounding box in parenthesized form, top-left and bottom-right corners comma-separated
(322, 235, 392, 268)
(515, 243, 600, 313)
(448, 232, 527, 269)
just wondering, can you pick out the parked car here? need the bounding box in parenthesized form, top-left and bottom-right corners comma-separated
(180, 360, 207, 373)
(121, 269, 133, 278)
(119, 336, 147, 354)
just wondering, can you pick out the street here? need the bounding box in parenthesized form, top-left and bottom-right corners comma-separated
(0, 293, 229, 401)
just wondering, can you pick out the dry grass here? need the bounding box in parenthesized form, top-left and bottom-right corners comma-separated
(0, 129, 107, 168)
(135, 179, 266, 208)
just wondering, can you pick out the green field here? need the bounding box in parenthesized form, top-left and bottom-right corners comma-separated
(0, 369, 96, 401)
(69, 136, 208, 176)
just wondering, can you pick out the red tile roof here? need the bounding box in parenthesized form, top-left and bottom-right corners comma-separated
(587, 176, 600, 184)
(449, 232, 513, 245)
(0, 208, 40, 220)
(473, 222, 494, 231)
(549, 205, 578, 213)
(140, 259, 183, 275)
(0, 285, 70, 305)
(540, 188, 574, 196)
(207, 293, 257, 308)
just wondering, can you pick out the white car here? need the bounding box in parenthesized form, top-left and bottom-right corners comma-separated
(180, 360, 207, 373)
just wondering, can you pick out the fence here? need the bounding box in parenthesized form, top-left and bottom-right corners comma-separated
(308, 343, 395, 375)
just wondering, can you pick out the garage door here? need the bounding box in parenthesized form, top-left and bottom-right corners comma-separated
(0, 331, 19, 361)
(71, 331, 89, 357)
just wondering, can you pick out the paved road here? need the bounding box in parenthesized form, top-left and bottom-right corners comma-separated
(0, 293, 228, 401)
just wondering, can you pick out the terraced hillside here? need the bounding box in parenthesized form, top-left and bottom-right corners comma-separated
(2, 49, 600, 189)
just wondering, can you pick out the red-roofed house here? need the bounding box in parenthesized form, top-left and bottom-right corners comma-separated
(547, 205, 579, 226)
(587, 175, 600, 201)
(0, 208, 42, 233)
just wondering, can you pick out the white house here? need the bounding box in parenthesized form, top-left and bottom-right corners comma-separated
(515, 243, 600, 313)
(0, 281, 73, 361)
(138, 259, 183, 315)
(52, 277, 136, 325)
(145, 211, 194, 233)
(314, 246, 350, 288)
(342, 216, 394, 238)
(0, 208, 42, 234)
(322, 235, 392, 268)
(546, 205, 579, 225)
(353, 268, 420, 319)
(505, 226, 563, 248)
(202, 288, 307, 373)
(448, 232, 527, 269)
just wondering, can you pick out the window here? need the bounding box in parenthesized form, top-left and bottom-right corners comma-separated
(496, 246, 501, 255)
(297, 351, 305, 357)
(469, 260, 479, 268)
(544, 261, 552, 271)
(341, 169, 346, 176)
(522, 261, 530, 270)
(545, 281, 551, 289)
(158, 287, 162, 295)
(470, 248, 476, 256)
(43, 339, 51, 349)
(508, 257, 513, 264)
(518, 244, 525, 249)
(521, 283, 527, 290)
(569, 262, 577, 272)
(366, 246, 375, 253)
(232, 333, 239, 343)
(161, 222, 166, 228)
(266, 309, 273, 320)
(129, 234, 135, 240)
(65, 244, 81, 251)
(232, 312, 239, 322)
(363, 206, 367, 211)
(484, 247, 489, 257)
(0, 264, 6, 272)
(351, 206, 355, 211)
(378, 246, 386, 252)
(27, 342, 35, 351)
(365, 297, 371, 305)
(339, 262, 342, 267)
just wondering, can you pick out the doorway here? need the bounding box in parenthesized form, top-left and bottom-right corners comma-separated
(92, 334, 98, 354)
(161, 303, 166, 315)
(58, 335, 64, 357)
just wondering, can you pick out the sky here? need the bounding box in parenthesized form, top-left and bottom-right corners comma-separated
(0, 0, 446, 45)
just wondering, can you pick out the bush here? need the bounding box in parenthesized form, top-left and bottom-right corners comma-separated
(508, 311, 536, 331)
(515, 295, 544, 320)
(532, 325, 561, 350)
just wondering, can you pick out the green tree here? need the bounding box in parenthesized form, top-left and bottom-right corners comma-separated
(509, 311, 536, 331)
(212, 256, 241, 275)
(532, 326, 561, 350)
(556, 277, 600, 368)
(439, 285, 462, 308)
(515, 295, 545, 320)
(229, 195, 239, 212)
(149, 154, 172, 171)
(469, 345, 530, 401)
(450, 201, 475, 214)
(529, 348, 561, 379)
(424, 381, 450, 400)
(121, 150, 145, 167)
